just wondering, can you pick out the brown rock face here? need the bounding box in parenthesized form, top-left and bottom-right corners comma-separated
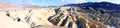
(48, 7, 109, 28)
(0, 4, 119, 28)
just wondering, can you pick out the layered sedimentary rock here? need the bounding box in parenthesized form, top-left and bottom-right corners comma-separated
(0, 4, 119, 28)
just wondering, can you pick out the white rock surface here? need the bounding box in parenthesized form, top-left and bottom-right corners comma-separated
(0, 7, 56, 28)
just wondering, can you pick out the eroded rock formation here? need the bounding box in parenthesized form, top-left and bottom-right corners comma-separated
(0, 4, 119, 28)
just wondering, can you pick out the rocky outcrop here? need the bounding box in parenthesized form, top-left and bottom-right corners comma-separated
(0, 8, 56, 28)
(0, 4, 119, 28)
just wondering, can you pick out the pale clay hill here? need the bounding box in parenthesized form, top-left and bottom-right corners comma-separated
(0, 4, 119, 28)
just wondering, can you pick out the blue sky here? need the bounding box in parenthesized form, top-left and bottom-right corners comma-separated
(0, 0, 120, 6)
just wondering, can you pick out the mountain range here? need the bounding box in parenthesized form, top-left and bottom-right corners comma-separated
(64, 2, 120, 10)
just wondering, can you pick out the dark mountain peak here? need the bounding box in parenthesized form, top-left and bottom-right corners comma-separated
(99, 2, 112, 3)
(64, 2, 120, 10)
(94, 2, 113, 4)
(82, 2, 118, 6)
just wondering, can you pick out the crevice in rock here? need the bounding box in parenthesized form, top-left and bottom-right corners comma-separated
(68, 22, 73, 27)
(16, 17, 21, 22)
(29, 10, 32, 13)
(6, 11, 10, 17)
(6, 13, 10, 17)
(31, 22, 35, 28)
(60, 16, 68, 26)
